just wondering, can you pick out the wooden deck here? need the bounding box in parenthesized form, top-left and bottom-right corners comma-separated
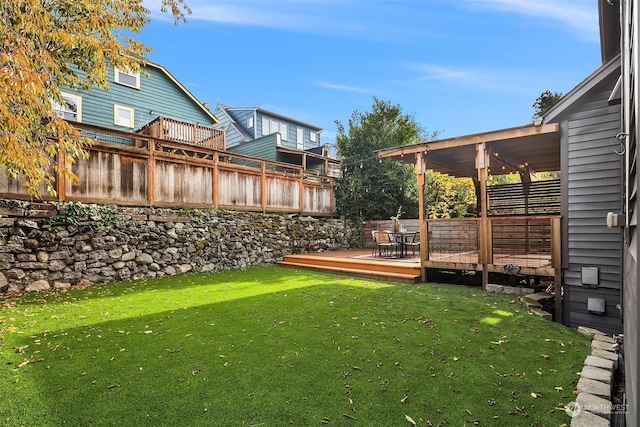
(278, 248, 554, 284)
(278, 249, 422, 283)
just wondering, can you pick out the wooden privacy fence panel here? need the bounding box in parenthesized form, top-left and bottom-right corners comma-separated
(304, 184, 333, 215)
(154, 160, 213, 206)
(266, 176, 299, 210)
(68, 149, 149, 202)
(0, 123, 335, 216)
(217, 170, 262, 209)
(488, 179, 561, 215)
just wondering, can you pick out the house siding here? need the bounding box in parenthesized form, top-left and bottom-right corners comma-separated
(228, 134, 278, 161)
(226, 109, 256, 148)
(63, 66, 214, 133)
(560, 71, 623, 335)
(213, 106, 247, 148)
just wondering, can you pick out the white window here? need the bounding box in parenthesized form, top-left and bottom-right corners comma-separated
(114, 105, 134, 128)
(52, 92, 82, 122)
(310, 131, 318, 143)
(247, 116, 254, 129)
(296, 128, 304, 150)
(114, 68, 140, 89)
(261, 117, 288, 140)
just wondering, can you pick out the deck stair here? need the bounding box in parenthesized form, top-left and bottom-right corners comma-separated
(277, 251, 421, 283)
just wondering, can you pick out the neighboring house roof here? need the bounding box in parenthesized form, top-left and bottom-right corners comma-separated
(144, 59, 218, 124)
(223, 106, 322, 131)
(214, 104, 253, 141)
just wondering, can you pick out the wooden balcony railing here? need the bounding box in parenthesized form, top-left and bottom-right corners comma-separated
(138, 116, 225, 150)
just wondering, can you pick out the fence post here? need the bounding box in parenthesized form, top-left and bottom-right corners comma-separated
(261, 161, 267, 213)
(56, 128, 66, 202)
(148, 135, 155, 207)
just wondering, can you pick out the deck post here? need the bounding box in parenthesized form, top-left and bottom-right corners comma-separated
(551, 217, 563, 323)
(416, 152, 427, 282)
(476, 143, 490, 289)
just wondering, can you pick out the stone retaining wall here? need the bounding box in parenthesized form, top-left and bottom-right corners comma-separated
(0, 200, 361, 294)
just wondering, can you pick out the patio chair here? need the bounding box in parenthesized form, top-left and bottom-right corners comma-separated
(373, 231, 399, 258)
(404, 232, 420, 257)
(371, 230, 380, 256)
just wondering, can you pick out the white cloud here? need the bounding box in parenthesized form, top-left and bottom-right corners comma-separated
(316, 81, 373, 95)
(463, 0, 598, 41)
(406, 63, 533, 94)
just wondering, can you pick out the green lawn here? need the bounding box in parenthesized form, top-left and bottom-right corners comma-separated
(0, 265, 589, 426)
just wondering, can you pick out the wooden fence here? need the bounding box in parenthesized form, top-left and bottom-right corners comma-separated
(0, 123, 335, 216)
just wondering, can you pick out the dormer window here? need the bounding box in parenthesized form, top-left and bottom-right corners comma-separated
(114, 68, 140, 89)
(310, 132, 318, 143)
(247, 116, 254, 129)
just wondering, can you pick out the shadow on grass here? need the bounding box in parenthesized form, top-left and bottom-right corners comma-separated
(1, 267, 588, 426)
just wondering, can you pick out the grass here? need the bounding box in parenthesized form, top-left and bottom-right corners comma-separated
(0, 265, 590, 426)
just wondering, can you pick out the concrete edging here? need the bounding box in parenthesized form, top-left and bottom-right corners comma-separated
(569, 326, 619, 427)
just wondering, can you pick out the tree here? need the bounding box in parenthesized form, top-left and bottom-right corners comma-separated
(334, 97, 433, 222)
(532, 90, 563, 121)
(424, 171, 476, 219)
(0, 0, 190, 197)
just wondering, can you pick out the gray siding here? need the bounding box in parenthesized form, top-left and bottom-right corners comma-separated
(560, 71, 623, 334)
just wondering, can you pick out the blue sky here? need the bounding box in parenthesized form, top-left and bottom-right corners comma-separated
(140, 0, 601, 149)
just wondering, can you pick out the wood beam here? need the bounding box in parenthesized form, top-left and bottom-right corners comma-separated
(378, 123, 559, 160)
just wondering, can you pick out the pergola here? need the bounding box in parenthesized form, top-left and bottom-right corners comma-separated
(377, 123, 563, 319)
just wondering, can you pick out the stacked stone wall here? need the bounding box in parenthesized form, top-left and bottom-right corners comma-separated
(0, 200, 361, 294)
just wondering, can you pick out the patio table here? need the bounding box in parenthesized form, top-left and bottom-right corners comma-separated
(390, 232, 416, 258)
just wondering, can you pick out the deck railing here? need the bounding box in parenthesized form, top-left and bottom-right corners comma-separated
(138, 116, 225, 150)
(424, 215, 561, 275)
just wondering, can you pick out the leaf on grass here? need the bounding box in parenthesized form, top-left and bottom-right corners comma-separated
(405, 414, 416, 426)
(401, 395, 408, 404)
(531, 392, 539, 398)
(540, 354, 550, 359)
(107, 383, 120, 389)
(143, 330, 153, 334)
(555, 386, 564, 392)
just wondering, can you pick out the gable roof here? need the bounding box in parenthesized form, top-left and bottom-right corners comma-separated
(145, 60, 218, 124)
(214, 104, 254, 141)
(542, 54, 621, 123)
(224, 106, 322, 131)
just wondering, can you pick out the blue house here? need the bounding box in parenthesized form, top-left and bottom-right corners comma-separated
(53, 60, 222, 148)
(213, 104, 339, 176)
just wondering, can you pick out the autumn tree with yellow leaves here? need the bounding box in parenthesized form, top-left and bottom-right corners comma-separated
(0, 0, 190, 197)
